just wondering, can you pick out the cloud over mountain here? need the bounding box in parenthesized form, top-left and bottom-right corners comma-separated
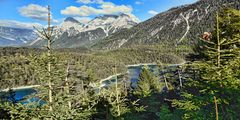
(148, 10, 158, 15)
(61, 2, 132, 16)
(73, 17, 91, 24)
(0, 20, 42, 29)
(18, 4, 58, 23)
(61, 0, 140, 22)
(18, 4, 48, 21)
(77, 0, 104, 4)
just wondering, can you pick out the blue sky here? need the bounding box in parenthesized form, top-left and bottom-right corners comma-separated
(0, 0, 198, 29)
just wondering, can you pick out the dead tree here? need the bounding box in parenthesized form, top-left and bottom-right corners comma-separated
(34, 5, 55, 112)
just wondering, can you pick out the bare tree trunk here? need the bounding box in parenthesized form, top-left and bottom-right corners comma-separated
(47, 5, 53, 112)
(81, 80, 84, 90)
(114, 66, 120, 117)
(214, 96, 219, 120)
(216, 12, 221, 68)
(178, 69, 183, 88)
(163, 75, 169, 90)
(215, 12, 220, 120)
(64, 62, 71, 109)
(106, 104, 109, 120)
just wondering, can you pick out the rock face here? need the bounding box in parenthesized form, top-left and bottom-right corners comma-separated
(30, 13, 137, 48)
(92, 0, 240, 49)
(0, 26, 37, 46)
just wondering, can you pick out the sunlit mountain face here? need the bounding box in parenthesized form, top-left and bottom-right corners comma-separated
(93, 0, 240, 49)
(30, 13, 138, 48)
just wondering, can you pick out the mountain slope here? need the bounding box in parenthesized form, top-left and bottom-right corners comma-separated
(30, 14, 137, 48)
(92, 0, 240, 49)
(0, 26, 37, 46)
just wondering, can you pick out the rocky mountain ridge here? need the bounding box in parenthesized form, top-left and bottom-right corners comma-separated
(0, 26, 37, 46)
(30, 13, 137, 48)
(92, 0, 240, 49)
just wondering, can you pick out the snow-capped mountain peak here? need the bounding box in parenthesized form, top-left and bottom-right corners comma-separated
(30, 13, 138, 48)
(59, 13, 137, 36)
(64, 17, 81, 23)
(86, 13, 137, 35)
(61, 17, 84, 32)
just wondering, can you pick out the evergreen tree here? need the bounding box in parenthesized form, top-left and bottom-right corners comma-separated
(172, 8, 240, 119)
(134, 66, 157, 97)
(134, 65, 164, 97)
(159, 104, 173, 120)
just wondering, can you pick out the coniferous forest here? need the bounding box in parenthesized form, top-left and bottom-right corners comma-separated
(0, 2, 240, 120)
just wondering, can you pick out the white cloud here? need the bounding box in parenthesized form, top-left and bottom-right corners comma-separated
(0, 20, 42, 29)
(148, 10, 158, 15)
(77, 0, 103, 4)
(18, 4, 58, 23)
(61, 2, 132, 16)
(135, 1, 143, 5)
(74, 17, 91, 24)
(19, 4, 48, 21)
(77, 0, 92, 4)
(62, 1, 140, 23)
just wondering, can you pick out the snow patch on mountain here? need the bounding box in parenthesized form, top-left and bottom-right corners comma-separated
(56, 14, 137, 38)
(178, 12, 191, 43)
(30, 13, 137, 48)
(118, 39, 128, 48)
(151, 26, 164, 36)
(86, 14, 137, 33)
(0, 26, 37, 46)
(61, 21, 84, 32)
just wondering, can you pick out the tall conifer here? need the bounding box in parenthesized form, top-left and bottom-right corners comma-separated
(172, 8, 240, 119)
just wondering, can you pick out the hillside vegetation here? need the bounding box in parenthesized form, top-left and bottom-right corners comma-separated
(0, 44, 189, 89)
